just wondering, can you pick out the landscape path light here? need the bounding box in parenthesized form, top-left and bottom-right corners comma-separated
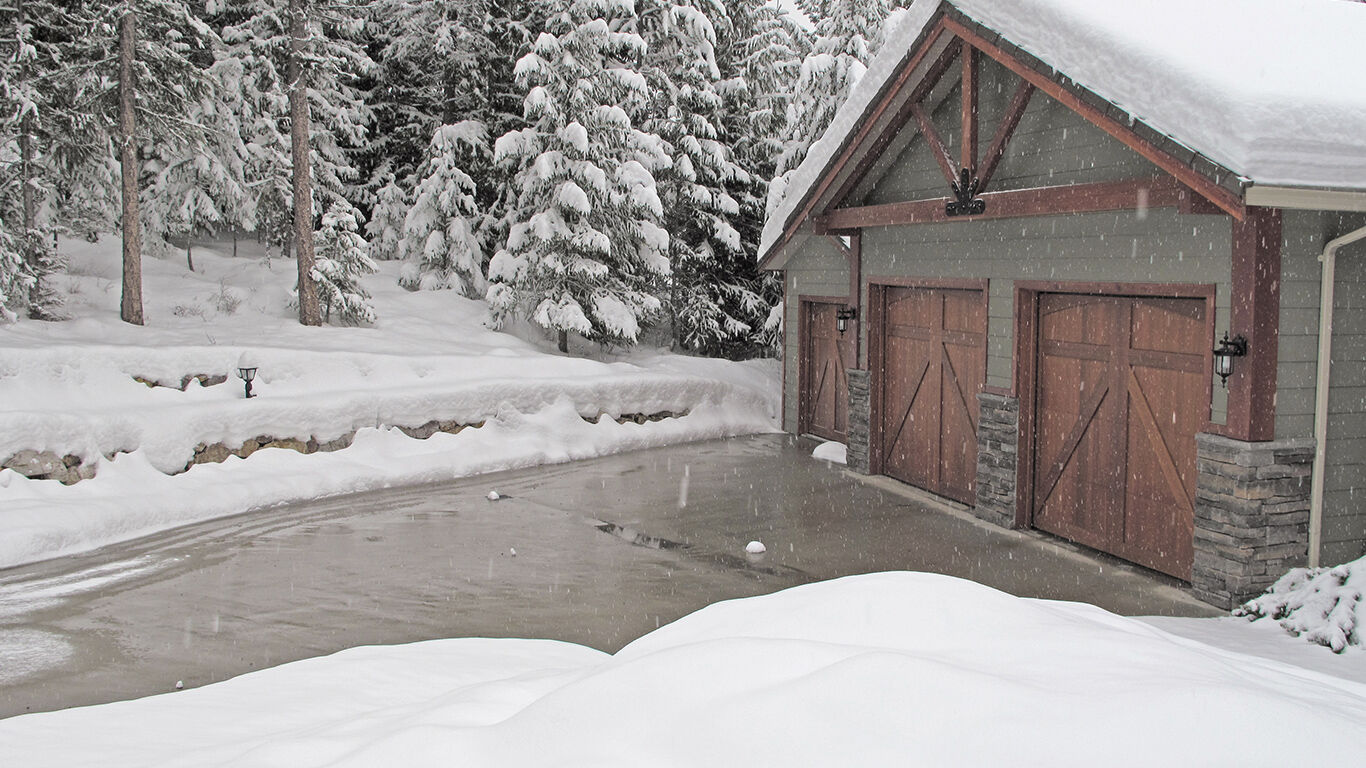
(237, 352, 259, 399)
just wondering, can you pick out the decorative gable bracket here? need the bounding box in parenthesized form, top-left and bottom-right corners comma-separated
(946, 167, 985, 216)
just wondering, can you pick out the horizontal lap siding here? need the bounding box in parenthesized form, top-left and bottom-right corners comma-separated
(783, 237, 851, 433)
(1282, 211, 1366, 563)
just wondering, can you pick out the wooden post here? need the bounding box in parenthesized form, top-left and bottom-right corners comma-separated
(118, 8, 143, 326)
(1226, 207, 1282, 441)
(289, 0, 321, 326)
(961, 45, 977, 173)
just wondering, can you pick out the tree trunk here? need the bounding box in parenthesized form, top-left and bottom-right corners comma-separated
(289, 0, 321, 326)
(557, 329, 568, 353)
(186, 241, 194, 272)
(17, 0, 39, 313)
(118, 9, 143, 325)
(232, 230, 238, 258)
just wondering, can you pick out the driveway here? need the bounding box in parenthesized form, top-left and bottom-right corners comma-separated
(0, 434, 1215, 718)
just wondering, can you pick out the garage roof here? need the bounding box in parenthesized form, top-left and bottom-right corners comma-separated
(761, 0, 1366, 262)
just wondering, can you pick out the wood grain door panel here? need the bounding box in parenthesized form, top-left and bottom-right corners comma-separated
(880, 286, 985, 505)
(801, 301, 855, 442)
(1031, 293, 1205, 579)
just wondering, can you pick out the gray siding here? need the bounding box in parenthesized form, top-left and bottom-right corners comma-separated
(1280, 211, 1366, 563)
(781, 236, 850, 432)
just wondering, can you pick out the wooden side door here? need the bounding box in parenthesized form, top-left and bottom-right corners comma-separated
(879, 286, 986, 505)
(800, 300, 855, 442)
(1032, 294, 1206, 579)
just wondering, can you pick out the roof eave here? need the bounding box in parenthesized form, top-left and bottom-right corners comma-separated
(1244, 184, 1366, 213)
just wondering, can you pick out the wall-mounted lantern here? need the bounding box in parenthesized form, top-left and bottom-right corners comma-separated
(1213, 331, 1248, 387)
(237, 352, 259, 399)
(836, 306, 858, 335)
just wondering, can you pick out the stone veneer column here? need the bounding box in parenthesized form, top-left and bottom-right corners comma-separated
(1192, 433, 1314, 609)
(846, 369, 871, 474)
(974, 392, 1019, 529)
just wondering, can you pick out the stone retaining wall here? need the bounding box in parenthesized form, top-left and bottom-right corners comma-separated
(1192, 433, 1314, 609)
(3, 409, 688, 486)
(974, 392, 1019, 529)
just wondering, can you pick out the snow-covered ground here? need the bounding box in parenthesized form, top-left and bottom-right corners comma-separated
(0, 237, 779, 569)
(3, 572, 1364, 767)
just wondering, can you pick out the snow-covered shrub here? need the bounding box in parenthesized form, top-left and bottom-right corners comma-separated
(398, 122, 487, 295)
(310, 201, 378, 325)
(1236, 556, 1365, 653)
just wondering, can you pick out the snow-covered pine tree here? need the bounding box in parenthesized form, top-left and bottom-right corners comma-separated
(365, 174, 407, 261)
(488, 0, 671, 353)
(364, 0, 493, 200)
(0, 0, 55, 319)
(715, 0, 806, 353)
(311, 199, 377, 325)
(215, 0, 373, 254)
(772, 0, 903, 212)
(635, 0, 767, 356)
(399, 121, 487, 295)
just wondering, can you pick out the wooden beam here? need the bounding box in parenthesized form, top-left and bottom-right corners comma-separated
(961, 45, 978, 173)
(977, 81, 1034, 192)
(824, 177, 1184, 230)
(911, 102, 957, 187)
(1223, 207, 1281, 441)
(942, 16, 1245, 220)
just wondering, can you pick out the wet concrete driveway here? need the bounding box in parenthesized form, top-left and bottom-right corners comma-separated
(0, 434, 1216, 718)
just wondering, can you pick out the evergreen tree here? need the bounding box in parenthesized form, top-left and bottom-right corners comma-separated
(399, 121, 487, 295)
(216, 0, 373, 254)
(365, 0, 492, 194)
(772, 0, 902, 211)
(488, 0, 671, 352)
(0, 0, 56, 319)
(365, 173, 407, 261)
(637, 0, 768, 355)
(311, 199, 377, 324)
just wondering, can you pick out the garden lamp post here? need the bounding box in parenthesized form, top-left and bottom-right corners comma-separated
(237, 352, 259, 399)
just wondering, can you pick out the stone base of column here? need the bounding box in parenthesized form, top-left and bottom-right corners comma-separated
(974, 392, 1019, 529)
(1192, 433, 1314, 610)
(846, 369, 871, 475)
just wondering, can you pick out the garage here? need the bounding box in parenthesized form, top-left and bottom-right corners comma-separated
(874, 283, 986, 505)
(1028, 292, 1210, 579)
(799, 298, 856, 442)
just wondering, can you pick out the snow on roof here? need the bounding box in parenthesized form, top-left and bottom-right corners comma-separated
(761, 0, 1366, 261)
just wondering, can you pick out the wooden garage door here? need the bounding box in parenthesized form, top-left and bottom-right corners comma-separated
(880, 286, 986, 505)
(800, 301, 855, 442)
(1032, 294, 1206, 579)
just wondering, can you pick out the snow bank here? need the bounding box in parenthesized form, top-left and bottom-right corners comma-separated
(3, 572, 1364, 767)
(0, 237, 780, 568)
(1238, 556, 1366, 653)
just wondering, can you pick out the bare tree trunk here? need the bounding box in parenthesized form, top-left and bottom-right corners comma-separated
(289, 0, 321, 326)
(557, 329, 568, 353)
(118, 9, 143, 325)
(232, 230, 238, 258)
(186, 241, 194, 272)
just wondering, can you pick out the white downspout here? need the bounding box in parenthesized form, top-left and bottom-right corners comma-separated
(1309, 223, 1366, 567)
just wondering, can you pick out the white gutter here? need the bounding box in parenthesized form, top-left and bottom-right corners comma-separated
(1309, 223, 1366, 567)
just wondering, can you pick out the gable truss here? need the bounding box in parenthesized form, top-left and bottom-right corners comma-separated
(771, 12, 1247, 263)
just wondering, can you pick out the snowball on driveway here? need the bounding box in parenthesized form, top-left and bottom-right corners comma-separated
(2, 572, 1363, 767)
